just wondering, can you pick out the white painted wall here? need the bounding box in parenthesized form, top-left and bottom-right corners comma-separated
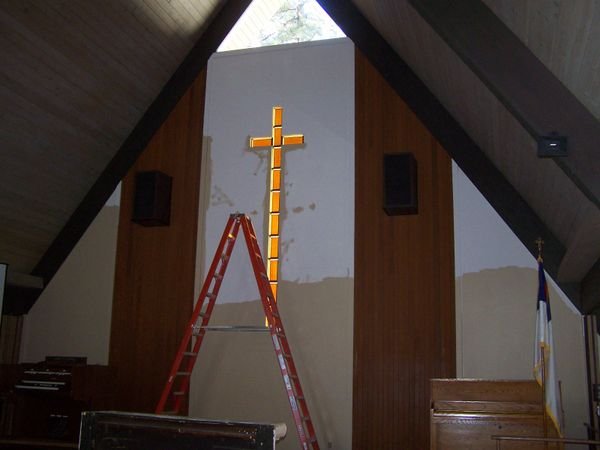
(191, 39, 354, 450)
(198, 38, 355, 303)
(19, 186, 120, 365)
(453, 162, 588, 440)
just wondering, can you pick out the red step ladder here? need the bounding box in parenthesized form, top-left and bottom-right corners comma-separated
(155, 213, 320, 450)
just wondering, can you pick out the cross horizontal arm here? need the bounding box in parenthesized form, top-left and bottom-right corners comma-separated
(282, 134, 304, 145)
(250, 137, 273, 148)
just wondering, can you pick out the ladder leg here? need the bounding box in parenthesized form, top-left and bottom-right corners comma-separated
(155, 214, 242, 414)
(240, 216, 320, 449)
(156, 214, 319, 449)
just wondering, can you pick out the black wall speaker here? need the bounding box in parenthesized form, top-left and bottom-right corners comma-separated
(383, 152, 418, 215)
(132, 171, 172, 226)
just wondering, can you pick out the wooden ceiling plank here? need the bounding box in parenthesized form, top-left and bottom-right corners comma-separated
(101, 0, 183, 69)
(183, 0, 217, 19)
(140, 0, 193, 46)
(0, 129, 105, 189)
(318, 0, 581, 310)
(0, 23, 142, 128)
(0, 84, 114, 163)
(483, 0, 600, 120)
(1, 1, 158, 104)
(408, 0, 600, 209)
(154, 0, 203, 40)
(0, 184, 74, 224)
(33, 1, 163, 104)
(31, 0, 252, 286)
(72, 0, 179, 89)
(0, 144, 91, 206)
(176, 0, 218, 25)
(0, 70, 119, 149)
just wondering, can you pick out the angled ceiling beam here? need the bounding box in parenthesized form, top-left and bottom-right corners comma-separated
(582, 259, 600, 314)
(409, 0, 600, 210)
(31, 0, 251, 287)
(318, 0, 580, 309)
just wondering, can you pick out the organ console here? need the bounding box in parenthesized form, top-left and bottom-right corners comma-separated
(0, 357, 114, 446)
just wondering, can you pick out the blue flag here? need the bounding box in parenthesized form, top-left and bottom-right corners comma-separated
(533, 259, 563, 436)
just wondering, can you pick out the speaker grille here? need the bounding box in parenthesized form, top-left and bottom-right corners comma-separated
(132, 171, 172, 226)
(383, 153, 418, 215)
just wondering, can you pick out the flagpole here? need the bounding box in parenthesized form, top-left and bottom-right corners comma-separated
(541, 342, 549, 450)
(536, 238, 550, 450)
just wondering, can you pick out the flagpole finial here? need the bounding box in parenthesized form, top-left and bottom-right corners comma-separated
(535, 237, 544, 262)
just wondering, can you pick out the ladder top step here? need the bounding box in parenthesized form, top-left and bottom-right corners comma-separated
(200, 325, 270, 332)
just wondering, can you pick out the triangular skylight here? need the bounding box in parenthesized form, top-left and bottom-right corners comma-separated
(218, 0, 345, 52)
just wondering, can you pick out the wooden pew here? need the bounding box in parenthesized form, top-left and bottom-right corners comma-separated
(430, 379, 560, 449)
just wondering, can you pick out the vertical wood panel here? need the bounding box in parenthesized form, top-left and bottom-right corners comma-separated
(354, 49, 455, 449)
(109, 70, 206, 413)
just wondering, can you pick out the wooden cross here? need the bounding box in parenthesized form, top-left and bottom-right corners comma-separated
(249, 106, 304, 300)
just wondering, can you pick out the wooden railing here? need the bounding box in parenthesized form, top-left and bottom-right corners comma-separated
(492, 435, 600, 449)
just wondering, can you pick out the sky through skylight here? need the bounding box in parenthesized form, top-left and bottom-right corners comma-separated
(218, 0, 345, 52)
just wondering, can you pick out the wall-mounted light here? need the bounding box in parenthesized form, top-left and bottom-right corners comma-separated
(537, 133, 568, 158)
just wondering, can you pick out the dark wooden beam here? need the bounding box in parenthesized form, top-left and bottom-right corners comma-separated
(2, 284, 43, 315)
(317, 0, 581, 309)
(582, 259, 600, 314)
(31, 0, 251, 284)
(408, 0, 600, 209)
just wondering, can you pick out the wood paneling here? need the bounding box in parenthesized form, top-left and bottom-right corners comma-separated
(353, 49, 455, 449)
(0, 316, 23, 364)
(430, 379, 559, 450)
(109, 71, 206, 413)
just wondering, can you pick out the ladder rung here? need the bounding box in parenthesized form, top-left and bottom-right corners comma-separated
(182, 352, 197, 356)
(201, 325, 270, 332)
(173, 391, 185, 396)
(206, 293, 217, 299)
(176, 371, 191, 376)
(301, 416, 312, 423)
(213, 273, 224, 280)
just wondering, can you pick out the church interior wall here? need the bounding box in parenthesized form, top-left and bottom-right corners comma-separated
(19, 186, 120, 365)
(10, 35, 592, 449)
(453, 162, 588, 440)
(189, 38, 355, 450)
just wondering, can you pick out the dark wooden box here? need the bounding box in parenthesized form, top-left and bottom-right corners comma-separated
(80, 411, 284, 450)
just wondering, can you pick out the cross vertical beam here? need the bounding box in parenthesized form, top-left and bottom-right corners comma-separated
(249, 106, 304, 301)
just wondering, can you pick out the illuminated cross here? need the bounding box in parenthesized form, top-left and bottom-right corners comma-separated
(249, 106, 304, 301)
